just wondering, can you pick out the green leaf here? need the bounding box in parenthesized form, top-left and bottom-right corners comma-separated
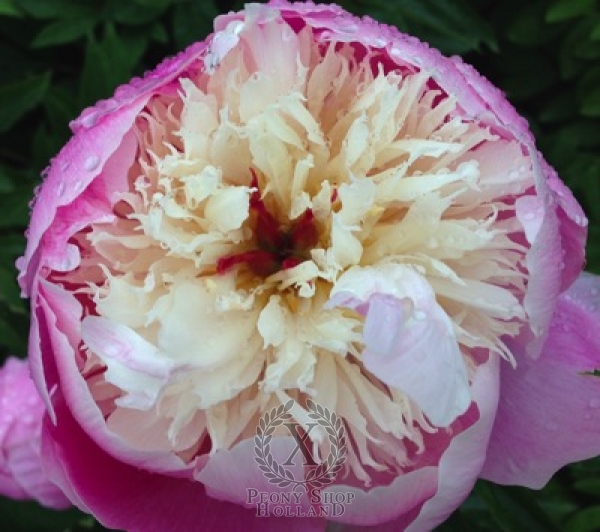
(581, 88, 600, 117)
(574, 477, 600, 494)
(0, 498, 85, 532)
(44, 85, 79, 139)
(581, 370, 600, 378)
(565, 506, 600, 532)
(17, 0, 96, 20)
(149, 21, 168, 43)
(0, 234, 25, 260)
(172, 0, 219, 49)
(106, 0, 169, 26)
(0, 164, 15, 193)
(574, 39, 600, 59)
(0, 72, 51, 133)
(0, 266, 25, 314)
(80, 23, 147, 107)
(474, 482, 562, 532)
(0, 0, 21, 17)
(355, 0, 498, 55)
(508, 3, 564, 46)
(0, 181, 34, 229)
(591, 22, 600, 41)
(546, 0, 596, 23)
(131, 0, 172, 8)
(31, 16, 96, 48)
(539, 92, 579, 123)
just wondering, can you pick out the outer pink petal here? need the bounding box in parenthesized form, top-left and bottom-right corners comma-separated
(481, 272, 600, 488)
(0, 357, 70, 508)
(42, 393, 325, 532)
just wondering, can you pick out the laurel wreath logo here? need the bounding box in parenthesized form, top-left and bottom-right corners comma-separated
(253, 399, 347, 491)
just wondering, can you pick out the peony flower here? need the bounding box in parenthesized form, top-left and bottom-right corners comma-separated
(13, 0, 600, 530)
(0, 357, 70, 509)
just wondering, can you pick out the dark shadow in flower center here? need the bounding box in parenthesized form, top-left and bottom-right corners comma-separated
(217, 169, 318, 277)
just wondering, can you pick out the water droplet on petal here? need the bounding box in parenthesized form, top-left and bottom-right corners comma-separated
(84, 155, 100, 172)
(57, 182, 66, 197)
(589, 399, 600, 409)
(522, 211, 536, 221)
(80, 112, 99, 129)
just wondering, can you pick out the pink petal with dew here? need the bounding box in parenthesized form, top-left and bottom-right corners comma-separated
(481, 272, 600, 488)
(327, 265, 470, 427)
(16, 37, 212, 297)
(546, 164, 588, 292)
(42, 394, 325, 532)
(0, 357, 70, 508)
(16, 99, 147, 296)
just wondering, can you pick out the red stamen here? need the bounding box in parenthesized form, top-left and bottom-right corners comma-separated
(290, 209, 318, 251)
(217, 249, 280, 276)
(281, 257, 304, 270)
(249, 168, 285, 250)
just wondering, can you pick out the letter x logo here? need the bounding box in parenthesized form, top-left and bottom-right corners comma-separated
(282, 422, 318, 466)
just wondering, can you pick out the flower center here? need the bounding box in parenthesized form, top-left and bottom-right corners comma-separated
(217, 169, 319, 276)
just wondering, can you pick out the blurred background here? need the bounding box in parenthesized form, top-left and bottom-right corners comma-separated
(0, 0, 599, 530)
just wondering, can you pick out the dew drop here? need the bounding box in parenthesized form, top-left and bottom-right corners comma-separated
(591, 288, 599, 297)
(522, 211, 536, 221)
(80, 112, 99, 129)
(413, 310, 427, 321)
(589, 398, 600, 409)
(57, 182, 66, 197)
(60, 161, 70, 172)
(84, 155, 100, 172)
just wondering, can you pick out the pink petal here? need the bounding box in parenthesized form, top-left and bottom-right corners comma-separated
(196, 436, 325, 529)
(36, 279, 195, 477)
(328, 265, 470, 427)
(481, 272, 600, 488)
(0, 357, 70, 508)
(406, 354, 500, 531)
(41, 395, 325, 532)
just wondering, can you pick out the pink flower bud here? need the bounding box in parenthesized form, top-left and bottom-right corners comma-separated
(0, 357, 70, 509)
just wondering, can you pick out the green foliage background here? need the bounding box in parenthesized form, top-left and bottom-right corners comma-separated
(0, 0, 598, 530)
